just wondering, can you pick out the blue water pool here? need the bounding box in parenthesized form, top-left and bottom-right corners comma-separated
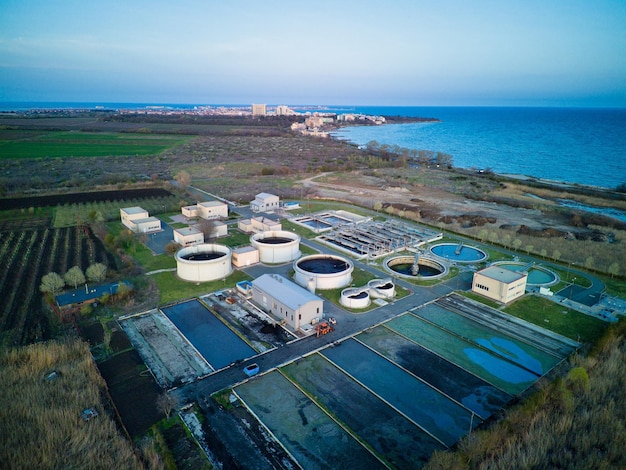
(431, 243, 487, 262)
(162, 299, 256, 370)
(496, 262, 557, 285)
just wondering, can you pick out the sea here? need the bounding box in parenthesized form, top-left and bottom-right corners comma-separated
(2, 102, 625, 190)
(329, 106, 626, 191)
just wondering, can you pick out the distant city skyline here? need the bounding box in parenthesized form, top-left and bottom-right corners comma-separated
(1, 0, 625, 107)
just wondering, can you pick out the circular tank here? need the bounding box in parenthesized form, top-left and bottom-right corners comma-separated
(250, 230, 301, 264)
(340, 287, 371, 309)
(176, 243, 233, 282)
(368, 279, 396, 299)
(386, 255, 447, 279)
(294, 254, 353, 290)
(430, 243, 487, 263)
(492, 261, 558, 286)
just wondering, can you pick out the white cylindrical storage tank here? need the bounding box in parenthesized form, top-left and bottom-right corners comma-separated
(176, 244, 233, 282)
(340, 287, 371, 309)
(250, 230, 301, 264)
(368, 279, 396, 299)
(293, 254, 353, 290)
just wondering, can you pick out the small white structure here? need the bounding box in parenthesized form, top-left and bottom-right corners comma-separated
(250, 193, 280, 213)
(340, 287, 371, 309)
(472, 265, 528, 304)
(174, 227, 204, 247)
(251, 231, 301, 264)
(232, 246, 260, 267)
(238, 216, 282, 233)
(131, 217, 161, 234)
(181, 205, 199, 218)
(198, 201, 228, 220)
(120, 207, 149, 230)
(252, 274, 323, 331)
(176, 244, 233, 282)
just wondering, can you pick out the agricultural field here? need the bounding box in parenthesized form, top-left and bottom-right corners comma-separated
(0, 224, 118, 346)
(0, 130, 191, 159)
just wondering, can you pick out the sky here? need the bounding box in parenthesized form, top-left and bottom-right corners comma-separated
(1, 0, 625, 107)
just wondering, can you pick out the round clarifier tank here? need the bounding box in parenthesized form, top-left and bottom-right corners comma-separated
(493, 261, 558, 286)
(176, 243, 233, 282)
(251, 230, 301, 264)
(386, 256, 447, 279)
(340, 287, 371, 309)
(368, 279, 396, 299)
(430, 243, 487, 263)
(294, 254, 353, 290)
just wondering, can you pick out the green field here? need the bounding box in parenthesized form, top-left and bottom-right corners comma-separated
(0, 130, 191, 159)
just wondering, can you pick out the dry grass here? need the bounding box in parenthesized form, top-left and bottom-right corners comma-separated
(425, 320, 626, 470)
(0, 339, 142, 469)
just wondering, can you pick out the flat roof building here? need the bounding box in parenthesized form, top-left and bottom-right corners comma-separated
(173, 226, 204, 247)
(252, 104, 267, 116)
(120, 207, 149, 230)
(252, 274, 324, 331)
(472, 265, 527, 304)
(250, 193, 279, 213)
(198, 201, 228, 220)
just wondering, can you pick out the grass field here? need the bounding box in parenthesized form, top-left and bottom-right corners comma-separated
(0, 340, 141, 468)
(503, 295, 607, 343)
(0, 130, 191, 159)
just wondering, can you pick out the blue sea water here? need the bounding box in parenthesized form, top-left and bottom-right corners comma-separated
(330, 106, 626, 190)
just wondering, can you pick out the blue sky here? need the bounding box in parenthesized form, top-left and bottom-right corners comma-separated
(1, 0, 625, 106)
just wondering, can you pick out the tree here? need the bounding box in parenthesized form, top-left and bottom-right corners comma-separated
(64, 266, 85, 289)
(553, 249, 562, 262)
(174, 170, 191, 188)
(584, 256, 595, 270)
(156, 392, 178, 419)
(40, 272, 65, 295)
(607, 262, 620, 278)
(86, 263, 107, 283)
(512, 238, 522, 251)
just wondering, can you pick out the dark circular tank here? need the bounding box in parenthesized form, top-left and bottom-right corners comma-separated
(258, 237, 293, 244)
(389, 262, 442, 277)
(297, 257, 351, 274)
(180, 252, 224, 261)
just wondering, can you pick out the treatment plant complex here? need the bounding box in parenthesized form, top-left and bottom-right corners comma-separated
(115, 191, 618, 469)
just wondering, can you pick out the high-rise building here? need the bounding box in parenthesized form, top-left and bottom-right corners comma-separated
(275, 105, 290, 115)
(252, 104, 267, 116)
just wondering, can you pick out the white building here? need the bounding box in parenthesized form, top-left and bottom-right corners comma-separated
(232, 246, 260, 267)
(181, 205, 199, 218)
(252, 274, 324, 331)
(250, 193, 280, 212)
(238, 216, 282, 233)
(130, 217, 162, 234)
(120, 207, 149, 230)
(275, 105, 291, 116)
(197, 201, 228, 220)
(472, 266, 528, 304)
(252, 104, 267, 116)
(173, 227, 204, 247)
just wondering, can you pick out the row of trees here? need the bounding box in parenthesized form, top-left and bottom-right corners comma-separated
(40, 263, 107, 295)
(365, 141, 454, 168)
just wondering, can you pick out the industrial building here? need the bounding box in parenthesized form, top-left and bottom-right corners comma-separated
(250, 193, 280, 212)
(197, 201, 228, 219)
(120, 207, 149, 230)
(238, 216, 282, 233)
(252, 274, 324, 331)
(173, 227, 204, 247)
(120, 207, 162, 233)
(472, 265, 528, 304)
(232, 246, 260, 267)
